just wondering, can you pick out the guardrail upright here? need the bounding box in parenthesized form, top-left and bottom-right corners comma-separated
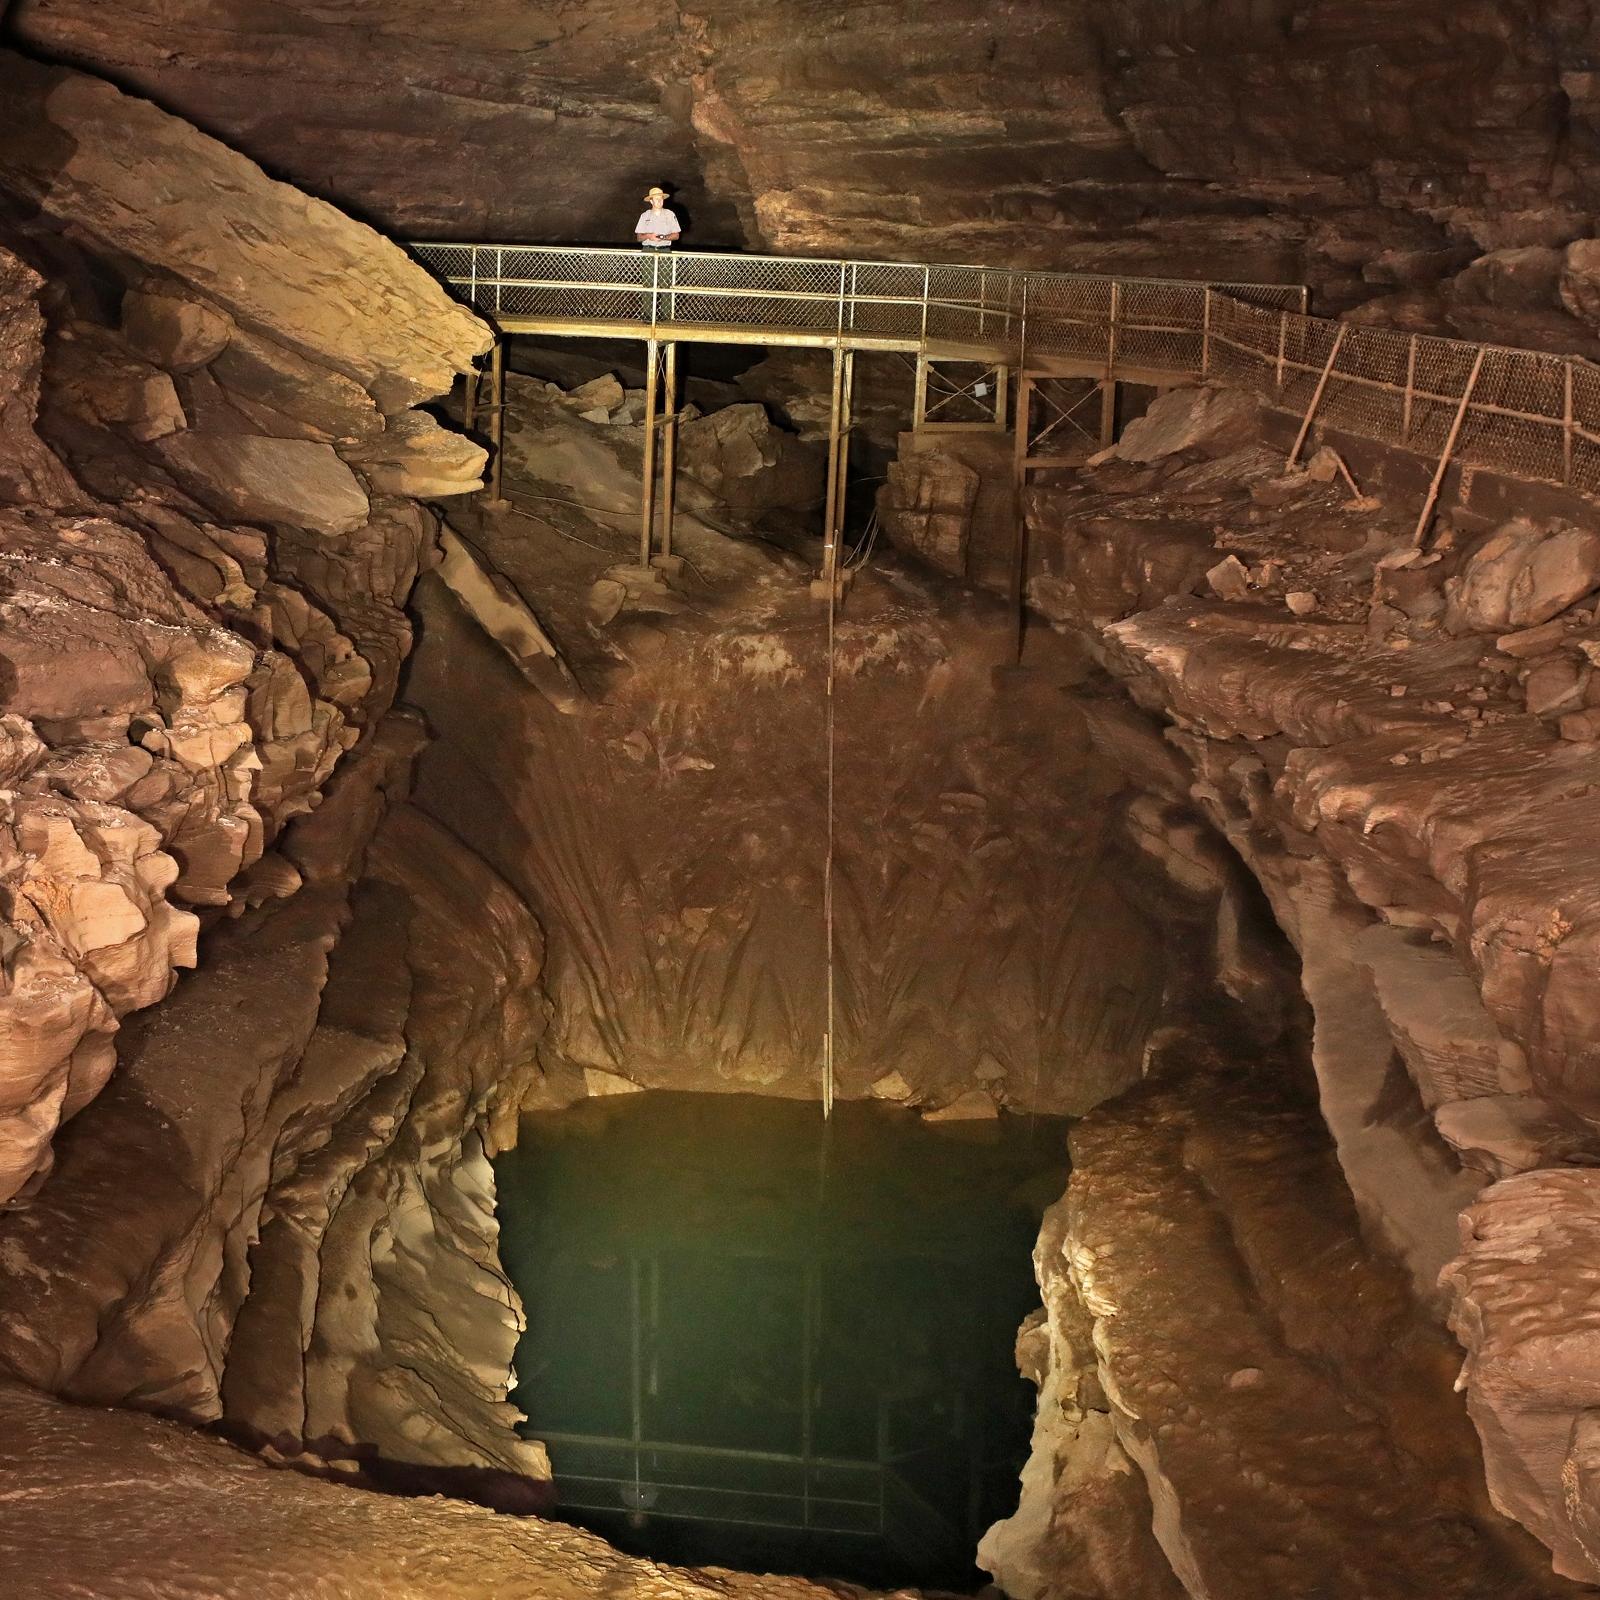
(1564, 360, 1575, 486)
(495, 247, 504, 317)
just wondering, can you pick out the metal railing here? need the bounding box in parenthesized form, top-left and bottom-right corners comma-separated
(411, 242, 1600, 500)
(408, 242, 1306, 369)
(1206, 292, 1600, 496)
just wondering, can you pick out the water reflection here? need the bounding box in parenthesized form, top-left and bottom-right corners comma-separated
(496, 1093, 1070, 1586)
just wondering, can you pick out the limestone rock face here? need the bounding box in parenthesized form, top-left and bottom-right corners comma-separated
(877, 384, 1600, 1584)
(1048, 1035, 1548, 1600)
(0, 57, 486, 1212)
(0, 50, 545, 1512)
(0, 55, 490, 410)
(0, 1377, 859, 1600)
(1445, 520, 1600, 634)
(1445, 1171, 1600, 1582)
(1107, 386, 1263, 466)
(12, 0, 1600, 308)
(404, 372, 1166, 1115)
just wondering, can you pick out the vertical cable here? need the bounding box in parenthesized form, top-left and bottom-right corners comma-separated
(823, 545, 837, 1120)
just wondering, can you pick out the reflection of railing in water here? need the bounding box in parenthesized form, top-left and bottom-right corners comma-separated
(534, 1399, 973, 1571)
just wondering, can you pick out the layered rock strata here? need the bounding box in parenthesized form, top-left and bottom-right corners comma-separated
(0, 53, 551, 1487)
(882, 385, 1600, 1584)
(0, 1376, 850, 1600)
(18, 0, 1600, 321)
(404, 372, 1174, 1116)
(986, 1028, 1560, 1600)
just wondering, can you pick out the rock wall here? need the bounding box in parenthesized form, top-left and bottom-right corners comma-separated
(16, 0, 1600, 317)
(400, 370, 1177, 1118)
(0, 1374, 857, 1600)
(994, 1027, 1556, 1600)
(0, 54, 551, 1485)
(882, 386, 1600, 1587)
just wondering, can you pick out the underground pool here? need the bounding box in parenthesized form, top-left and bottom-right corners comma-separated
(495, 1092, 1072, 1587)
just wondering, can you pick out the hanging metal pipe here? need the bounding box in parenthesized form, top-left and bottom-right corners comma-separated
(821, 345, 847, 587)
(1010, 371, 1034, 662)
(830, 349, 855, 550)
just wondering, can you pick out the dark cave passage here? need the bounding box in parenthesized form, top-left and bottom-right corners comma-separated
(497, 1094, 1070, 1589)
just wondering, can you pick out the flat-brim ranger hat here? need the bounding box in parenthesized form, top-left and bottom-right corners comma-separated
(645, 186, 668, 200)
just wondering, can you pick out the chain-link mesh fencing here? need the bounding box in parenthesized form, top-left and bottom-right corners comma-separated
(413, 243, 1600, 498)
(410, 244, 1298, 365)
(1207, 291, 1596, 493)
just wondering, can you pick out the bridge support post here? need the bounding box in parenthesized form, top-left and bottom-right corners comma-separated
(639, 336, 660, 567)
(1010, 370, 1034, 661)
(659, 342, 679, 561)
(821, 346, 854, 588)
(486, 337, 507, 506)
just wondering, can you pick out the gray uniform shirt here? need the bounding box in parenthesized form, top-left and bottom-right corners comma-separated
(636, 208, 680, 246)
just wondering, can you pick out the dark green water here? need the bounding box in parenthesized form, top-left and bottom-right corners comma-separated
(495, 1092, 1070, 1587)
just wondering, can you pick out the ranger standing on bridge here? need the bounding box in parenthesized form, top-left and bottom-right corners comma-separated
(636, 186, 681, 249)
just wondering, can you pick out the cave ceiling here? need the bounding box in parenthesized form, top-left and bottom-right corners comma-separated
(4, 2, 1600, 306)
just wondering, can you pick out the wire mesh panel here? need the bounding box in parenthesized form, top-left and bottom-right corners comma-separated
(849, 262, 930, 339)
(670, 253, 846, 333)
(411, 241, 1600, 500)
(1317, 324, 1411, 449)
(1118, 280, 1206, 373)
(1572, 362, 1600, 495)
(1027, 274, 1116, 363)
(1205, 289, 1594, 492)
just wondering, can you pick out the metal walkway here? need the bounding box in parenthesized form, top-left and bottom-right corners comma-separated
(410, 242, 1306, 612)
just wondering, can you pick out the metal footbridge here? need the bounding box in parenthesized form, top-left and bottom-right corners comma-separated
(413, 240, 1600, 616)
(410, 242, 1306, 605)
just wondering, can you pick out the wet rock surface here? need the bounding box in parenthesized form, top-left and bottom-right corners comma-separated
(413, 372, 1167, 1115)
(0, 47, 542, 1503)
(885, 382, 1600, 1587)
(0, 1377, 849, 1600)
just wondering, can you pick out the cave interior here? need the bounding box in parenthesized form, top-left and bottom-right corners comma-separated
(5, 5, 1600, 1599)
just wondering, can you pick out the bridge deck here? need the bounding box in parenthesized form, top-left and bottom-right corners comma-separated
(493, 313, 1013, 364)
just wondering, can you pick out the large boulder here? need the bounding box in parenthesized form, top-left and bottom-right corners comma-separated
(1444, 1170, 1600, 1584)
(0, 52, 489, 410)
(1444, 518, 1600, 633)
(1107, 385, 1263, 465)
(159, 434, 371, 535)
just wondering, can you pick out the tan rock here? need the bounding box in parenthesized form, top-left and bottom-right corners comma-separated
(0, 55, 490, 409)
(1523, 655, 1588, 717)
(121, 286, 234, 371)
(922, 1087, 999, 1121)
(1110, 386, 1262, 465)
(159, 433, 370, 536)
(1205, 553, 1250, 600)
(1493, 619, 1566, 656)
(1446, 518, 1600, 633)
(342, 411, 487, 497)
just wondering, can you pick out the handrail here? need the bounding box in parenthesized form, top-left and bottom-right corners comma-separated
(408, 241, 1306, 368)
(1206, 293, 1600, 498)
(411, 240, 1600, 500)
